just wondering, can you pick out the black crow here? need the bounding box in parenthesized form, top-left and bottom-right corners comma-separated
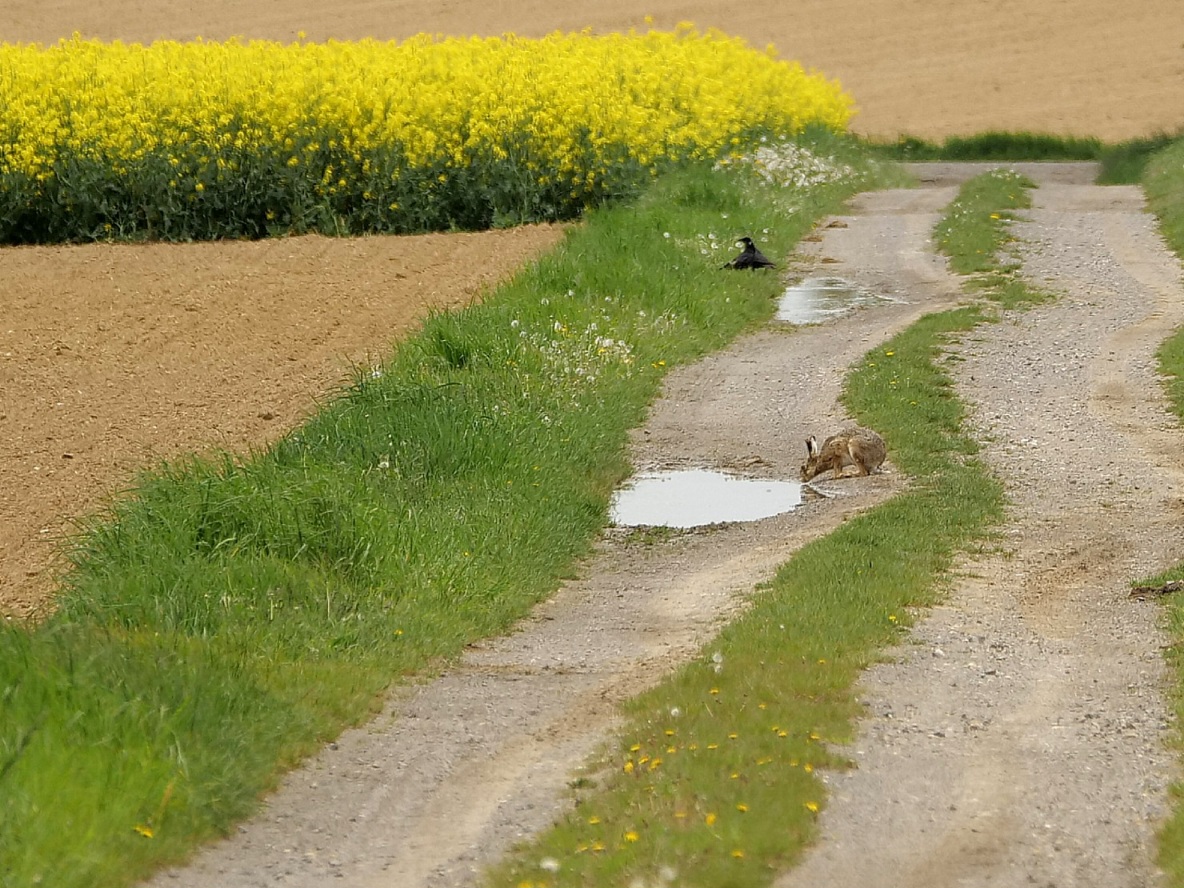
(723, 236, 775, 269)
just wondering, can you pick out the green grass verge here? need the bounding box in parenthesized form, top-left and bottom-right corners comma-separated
(865, 130, 1182, 186)
(1145, 138, 1184, 259)
(871, 130, 1103, 163)
(1152, 325, 1184, 883)
(0, 134, 895, 888)
(484, 173, 1034, 888)
(1142, 132, 1184, 884)
(1098, 133, 1182, 186)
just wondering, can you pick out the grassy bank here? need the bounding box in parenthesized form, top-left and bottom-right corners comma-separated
(0, 135, 897, 888)
(868, 130, 1180, 185)
(1141, 132, 1184, 884)
(486, 172, 1037, 888)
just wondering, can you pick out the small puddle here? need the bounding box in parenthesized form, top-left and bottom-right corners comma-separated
(777, 276, 897, 325)
(610, 469, 803, 528)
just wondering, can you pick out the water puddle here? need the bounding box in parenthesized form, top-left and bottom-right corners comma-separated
(777, 276, 898, 325)
(610, 469, 803, 528)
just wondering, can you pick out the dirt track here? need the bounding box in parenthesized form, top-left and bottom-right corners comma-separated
(139, 167, 1184, 887)
(142, 166, 965, 888)
(780, 164, 1184, 887)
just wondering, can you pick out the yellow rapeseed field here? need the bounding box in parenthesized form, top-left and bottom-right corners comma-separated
(0, 25, 853, 241)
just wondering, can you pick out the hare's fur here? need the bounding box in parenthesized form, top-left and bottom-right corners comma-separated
(800, 427, 886, 481)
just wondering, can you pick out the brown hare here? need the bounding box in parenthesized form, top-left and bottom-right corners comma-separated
(800, 427, 886, 481)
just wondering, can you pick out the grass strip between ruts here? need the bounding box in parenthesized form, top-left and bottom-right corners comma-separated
(0, 135, 896, 888)
(486, 171, 1042, 888)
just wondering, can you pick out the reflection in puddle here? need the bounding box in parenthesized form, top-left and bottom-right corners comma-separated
(777, 276, 898, 325)
(610, 469, 803, 528)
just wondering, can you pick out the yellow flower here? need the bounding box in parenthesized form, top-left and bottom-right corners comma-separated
(133, 824, 154, 838)
(731, 849, 745, 859)
(736, 803, 748, 812)
(705, 812, 717, 826)
(624, 830, 640, 843)
(0, 30, 853, 238)
(805, 801, 820, 813)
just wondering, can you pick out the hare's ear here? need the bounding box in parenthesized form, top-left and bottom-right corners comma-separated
(805, 436, 819, 456)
